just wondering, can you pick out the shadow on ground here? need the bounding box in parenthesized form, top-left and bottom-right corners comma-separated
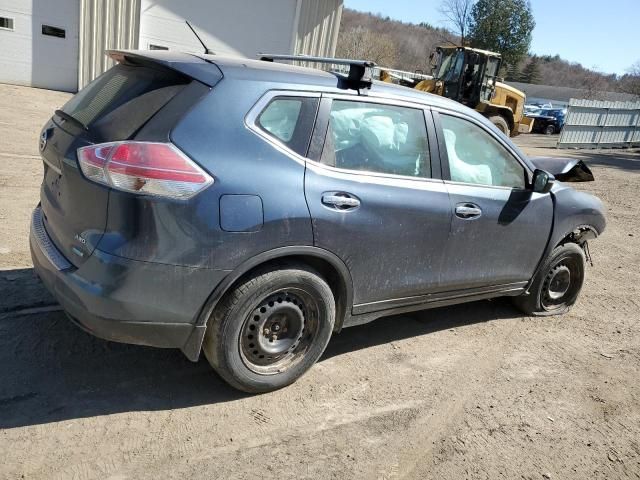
(572, 150, 640, 172)
(515, 134, 640, 173)
(0, 268, 521, 429)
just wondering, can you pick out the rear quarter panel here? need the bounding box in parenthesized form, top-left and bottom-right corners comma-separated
(163, 79, 313, 270)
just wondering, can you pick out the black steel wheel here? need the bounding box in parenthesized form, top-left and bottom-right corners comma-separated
(239, 289, 320, 375)
(513, 242, 586, 316)
(545, 124, 556, 135)
(203, 266, 335, 393)
(540, 256, 583, 311)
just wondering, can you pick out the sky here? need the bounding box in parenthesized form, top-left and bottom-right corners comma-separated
(343, 0, 640, 75)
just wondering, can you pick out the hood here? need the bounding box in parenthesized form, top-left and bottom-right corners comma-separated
(529, 157, 594, 182)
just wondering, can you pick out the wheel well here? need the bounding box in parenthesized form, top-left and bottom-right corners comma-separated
(555, 225, 598, 247)
(215, 255, 350, 333)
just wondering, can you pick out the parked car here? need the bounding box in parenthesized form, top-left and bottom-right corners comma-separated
(528, 108, 567, 135)
(30, 50, 605, 393)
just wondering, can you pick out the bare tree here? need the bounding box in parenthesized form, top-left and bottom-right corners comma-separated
(581, 67, 609, 100)
(336, 26, 397, 66)
(337, 9, 461, 72)
(438, 0, 474, 45)
(619, 60, 640, 98)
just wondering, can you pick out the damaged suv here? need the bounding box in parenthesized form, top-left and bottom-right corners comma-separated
(30, 50, 605, 393)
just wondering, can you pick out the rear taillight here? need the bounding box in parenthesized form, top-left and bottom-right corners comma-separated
(77, 142, 213, 200)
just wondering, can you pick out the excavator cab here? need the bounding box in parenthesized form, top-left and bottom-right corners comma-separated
(433, 47, 501, 109)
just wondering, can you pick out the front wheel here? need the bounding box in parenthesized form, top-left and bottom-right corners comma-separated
(489, 115, 510, 136)
(544, 124, 556, 135)
(513, 243, 586, 316)
(203, 266, 335, 393)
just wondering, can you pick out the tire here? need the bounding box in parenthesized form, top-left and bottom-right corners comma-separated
(203, 266, 335, 393)
(544, 124, 556, 135)
(513, 243, 586, 316)
(489, 115, 510, 136)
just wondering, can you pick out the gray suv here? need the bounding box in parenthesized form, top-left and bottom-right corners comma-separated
(30, 50, 605, 393)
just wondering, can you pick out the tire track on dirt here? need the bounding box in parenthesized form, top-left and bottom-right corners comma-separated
(377, 314, 527, 479)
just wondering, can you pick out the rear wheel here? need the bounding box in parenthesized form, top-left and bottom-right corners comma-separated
(489, 115, 510, 136)
(544, 124, 556, 135)
(203, 266, 335, 393)
(513, 243, 586, 316)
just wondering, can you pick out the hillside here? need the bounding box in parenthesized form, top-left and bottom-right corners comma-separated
(335, 9, 457, 73)
(336, 9, 636, 95)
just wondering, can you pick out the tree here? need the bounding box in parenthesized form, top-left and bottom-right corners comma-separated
(581, 67, 609, 100)
(619, 60, 640, 98)
(336, 26, 397, 66)
(520, 56, 541, 84)
(438, 0, 475, 46)
(467, 0, 535, 67)
(505, 62, 520, 82)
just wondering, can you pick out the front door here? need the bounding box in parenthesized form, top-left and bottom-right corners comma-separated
(305, 97, 452, 310)
(435, 111, 553, 290)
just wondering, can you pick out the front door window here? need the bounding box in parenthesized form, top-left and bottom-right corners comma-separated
(440, 114, 526, 188)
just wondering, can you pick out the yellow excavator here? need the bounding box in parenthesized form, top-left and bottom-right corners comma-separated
(380, 46, 534, 137)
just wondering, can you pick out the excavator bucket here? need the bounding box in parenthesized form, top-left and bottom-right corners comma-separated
(518, 115, 535, 134)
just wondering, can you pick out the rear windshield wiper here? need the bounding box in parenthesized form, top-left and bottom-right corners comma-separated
(55, 109, 89, 131)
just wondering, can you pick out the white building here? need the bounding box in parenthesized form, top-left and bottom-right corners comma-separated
(0, 0, 343, 92)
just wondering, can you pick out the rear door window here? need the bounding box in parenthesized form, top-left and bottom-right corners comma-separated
(257, 96, 319, 156)
(320, 100, 431, 178)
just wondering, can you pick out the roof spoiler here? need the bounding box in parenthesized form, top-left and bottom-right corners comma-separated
(259, 54, 376, 90)
(106, 50, 223, 87)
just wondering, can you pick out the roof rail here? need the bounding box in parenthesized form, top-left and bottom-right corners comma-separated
(259, 54, 376, 90)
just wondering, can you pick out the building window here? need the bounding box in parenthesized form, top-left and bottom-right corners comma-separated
(149, 44, 169, 50)
(0, 17, 14, 30)
(42, 25, 65, 38)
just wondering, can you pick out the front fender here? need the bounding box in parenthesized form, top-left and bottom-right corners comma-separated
(551, 186, 606, 244)
(525, 186, 605, 294)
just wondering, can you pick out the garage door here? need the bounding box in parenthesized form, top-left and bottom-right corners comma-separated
(0, 0, 79, 92)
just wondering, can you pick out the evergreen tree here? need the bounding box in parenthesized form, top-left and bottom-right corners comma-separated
(505, 63, 521, 82)
(520, 57, 541, 84)
(467, 0, 535, 67)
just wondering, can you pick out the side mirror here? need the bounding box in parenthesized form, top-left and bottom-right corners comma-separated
(532, 169, 555, 193)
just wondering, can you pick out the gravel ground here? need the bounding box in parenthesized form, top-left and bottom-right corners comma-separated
(0, 83, 639, 479)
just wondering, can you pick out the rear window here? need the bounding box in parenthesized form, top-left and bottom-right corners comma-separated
(60, 63, 190, 140)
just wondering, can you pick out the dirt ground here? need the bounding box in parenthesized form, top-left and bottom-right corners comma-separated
(1, 83, 639, 480)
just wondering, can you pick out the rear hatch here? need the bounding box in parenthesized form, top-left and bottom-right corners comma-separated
(39, 52, 219, 266)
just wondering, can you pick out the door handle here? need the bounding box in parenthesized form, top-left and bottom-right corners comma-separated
(322, 193, 360, 210)
(455, 204, 482, 219)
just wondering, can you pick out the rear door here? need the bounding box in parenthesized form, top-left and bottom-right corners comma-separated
(39, 61, 193, 266)
(434, 110, 553, 290)
(305, 95, 452, 311)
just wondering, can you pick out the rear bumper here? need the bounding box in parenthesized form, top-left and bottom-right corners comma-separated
(30, 206, 228, 360)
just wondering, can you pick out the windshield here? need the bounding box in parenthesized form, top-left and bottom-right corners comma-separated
(436, 50, 465, 82)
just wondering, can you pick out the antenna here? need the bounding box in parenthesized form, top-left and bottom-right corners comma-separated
(185, 20, 213, 55)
